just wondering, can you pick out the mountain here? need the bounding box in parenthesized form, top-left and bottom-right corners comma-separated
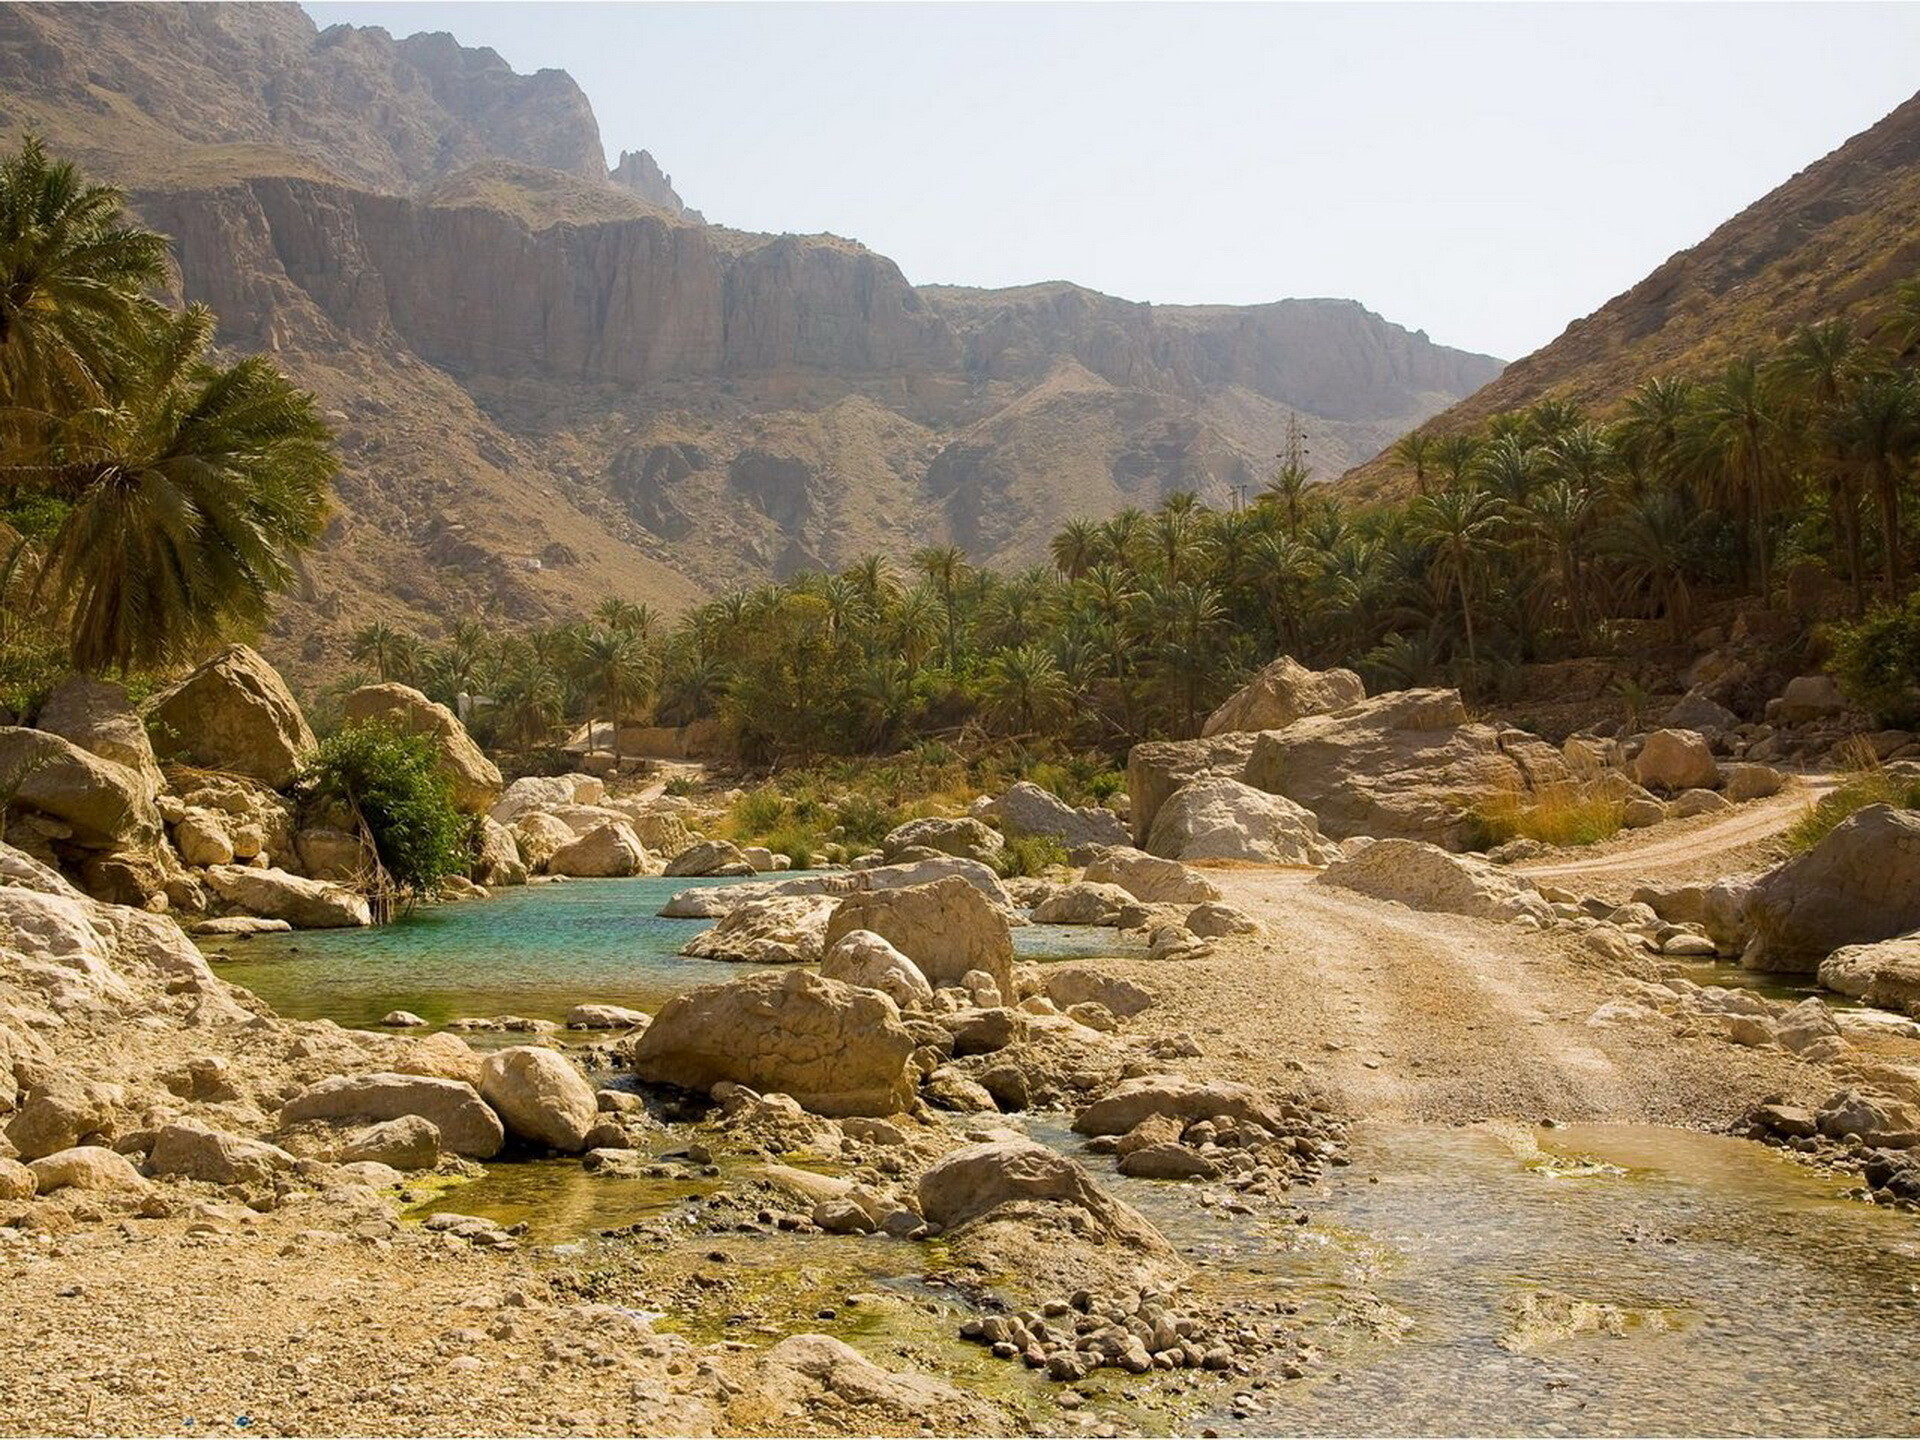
(1339, 87, 1920, 504)
(0, 2, 1502, 686)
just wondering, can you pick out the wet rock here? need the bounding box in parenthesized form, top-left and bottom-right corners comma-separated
(632, 969, 917, 1116)
(478, 1046, 598, 1152)
(280, 1073, 505, 1157)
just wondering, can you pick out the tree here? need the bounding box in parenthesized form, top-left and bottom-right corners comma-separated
(1684, 356, 1786, 599)
(574, 626, 651, 764)
(1775, 320, 1867, 606)
(1392, 431, 1433, 495)
(980, 643, 1074, 736)
(292, 724, 468, 896)
(911, 545, 969, 670)
(1838, 368, 1920, 591)
(1049, 518, 1099, 580)
(0, 136, 169, 429)
(1410, 485, 1504, 668)
(34, 304, 334, 673)
(349, 621, 413, 682)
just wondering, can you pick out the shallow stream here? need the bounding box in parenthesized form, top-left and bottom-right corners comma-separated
(205, 876, 1920, 1434)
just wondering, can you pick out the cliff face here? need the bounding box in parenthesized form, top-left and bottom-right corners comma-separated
(0, 0, 1502, 685)
(1341, 87, 1920, 502)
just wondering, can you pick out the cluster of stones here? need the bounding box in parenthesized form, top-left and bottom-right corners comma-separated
(960, 1286, 1279, 1381)
(1745, 1093, 1920, 1209)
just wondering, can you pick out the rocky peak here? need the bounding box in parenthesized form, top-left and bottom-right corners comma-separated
(610, 147, 700, 220)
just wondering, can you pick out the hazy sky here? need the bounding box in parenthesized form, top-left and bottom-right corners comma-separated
(303, 2, 1920, 361)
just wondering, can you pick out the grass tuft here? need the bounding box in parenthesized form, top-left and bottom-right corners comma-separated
(1471, 781, 1626, 849)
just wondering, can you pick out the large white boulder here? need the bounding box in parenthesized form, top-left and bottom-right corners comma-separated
(980, 782, 1127, 848)
(204, 865, 371, 928)
(279, 1073, 505, 1157)
(817, 929, 933, 1009)
(1143, 776, 1340, 866)
(1632, 729, 1722, 792)
(823, 877, 1014, 996)
(1743, 806, 1920, 973)
(145, 644, 315, 788)
(684, 894, 836, 964)
(631, 969, 917, 1116)
(546, 821, 648, 878)
(1202, 655, 1365, 737)
(660, 855, 1013, 919)
(477, 1046, 598, 1152)
(490, 775, 605, 826)
(1082, 848, 1222, 904)
(880, 816, 1003, 863)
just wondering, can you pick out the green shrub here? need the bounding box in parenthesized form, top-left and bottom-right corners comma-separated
(832, 793, 901, 849)
(728, 785, 790, 837)
(1827, 595, 1920, 727)
(664, 774, 699, 798)
(994, 832, 1068, 878)
(763, 823, 824, 869)
(291, 723, 468, 893)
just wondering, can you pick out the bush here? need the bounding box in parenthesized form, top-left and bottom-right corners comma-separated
(994, 832, 1068, 878)
(1469, 782, 1625, 849)
(763, 823, 824, 869)
(1785, 766, 1920, 852)
(291, 723, 469, 893)
(1827, 594, 1920, 727)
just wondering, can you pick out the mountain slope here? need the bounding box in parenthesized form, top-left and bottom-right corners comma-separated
(0, 1, 1501, 688)
(1340, 87, 1920, 503)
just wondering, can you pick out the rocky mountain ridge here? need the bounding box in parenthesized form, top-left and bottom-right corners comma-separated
(0, 1, 1501, 686)
(1340, 85, 1920, 502)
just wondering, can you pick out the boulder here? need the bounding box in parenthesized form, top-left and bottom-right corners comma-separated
(684, 894, 835, 965)
(565, 1003, 650, 1030)
(631, 969, 917, 1116)
(1866, 956, 1920, 1018)
(510, 812, 575, 872)
(1766, 675, 1849, 726)
(1125, 732, 1260, 848)
(175, 810, 236, 868)
(823, 876, 1015, 996)
(1317, 838, 1551, 924)
(1723, 764, 1787, 803)
(1082, 848, 1222, 904)
(338, 1115, 441, 1169)
(1241, 688, 1567, 848)
(1043, 967, 1154, 1018)
(981, 782, 1127, 849)
(147, 1120, 295, 1185)
(279, 1073, 505, 1157)
(1073, 1075, 1289, 1137)
(490, 775, 604, 826)
(1030, 881, 1134, 925)
(294, 827, 369, 883)
(1186, 901, 1261, 937)
(1632, 729, 1721, 792)
(1202, 655, 1365, 737)
(664, 838, 754, 877)
(388, 1032, 485, 1089)
(0, 1158, 34, 1201)
(341, 683, 501, 814)
(916, 1138, 1166, 1252)
(880, 816, 1003, 863)
(1742, 806, 1920, 973)
(35, 675, 165, 799)
(617, 808, 694, 859)
(5, 1075, 111, 1160)
(546, 821, 647, 878)
(472, 817, 527, 887)
(28, 1145, 148, 1194)
(1817, 934, 1915, 999)
(0, 727, 161, 851)
(145, 644, 315, 787)
(204, 865, 370, 928)
(477, 1046, 598, 1152)
(818, 929, 934, 1009)
(1670, 788, 1732, 818)
(1663, 689, 1738, 733)
(1143, 776, 1340, 866)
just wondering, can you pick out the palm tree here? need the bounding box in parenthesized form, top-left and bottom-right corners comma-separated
(1432, 434, 1481, 492)
(0, 136, 169, 431)
(1475, 433, 1542, 508)
(1527, 477, 1598, 646)
(980, 643, 1074, 736)
(1684, 356, 1786, 598)
(1605, 489, 1701, 642)
(1775, 319, 1867, 606)
(349, 621, 413, 681)
(1838, 368, 1920, 591)
(34, 304, 334, 673)
(911, 545, 968, 670)
(1049, 518, 1099, 580)
(1410, 484, 1504, 668)
(574, 626, 650, 764)
(843, 553, 898, 605)
(1392, 431, 1433, 495)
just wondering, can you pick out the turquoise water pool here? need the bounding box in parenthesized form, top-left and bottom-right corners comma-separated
(202, 874, 1136, 1029)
